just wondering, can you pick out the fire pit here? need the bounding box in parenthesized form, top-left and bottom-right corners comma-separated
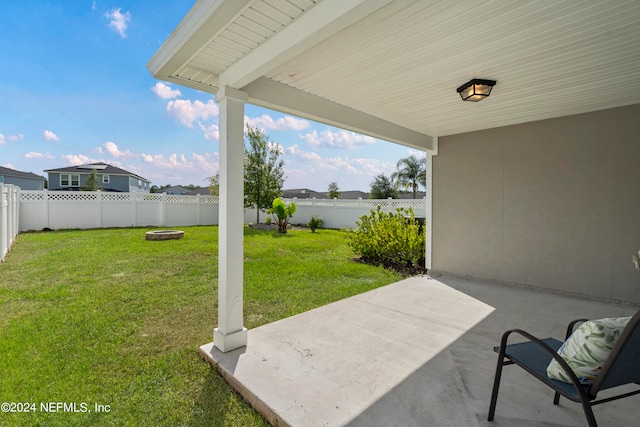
(145, 230, 184, 241)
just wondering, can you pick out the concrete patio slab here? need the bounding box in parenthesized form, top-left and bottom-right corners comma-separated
(199, 275, 638, 426)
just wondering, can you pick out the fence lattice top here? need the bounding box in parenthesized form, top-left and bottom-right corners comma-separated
(19, 191, 425, 210)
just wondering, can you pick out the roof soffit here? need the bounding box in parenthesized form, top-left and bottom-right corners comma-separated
(150, 0, 640, 139)
(218, 0, 396, 89)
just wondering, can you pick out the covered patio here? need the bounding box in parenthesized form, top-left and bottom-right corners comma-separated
(199, 274, 637, 426)
(148, 0, 640, 425)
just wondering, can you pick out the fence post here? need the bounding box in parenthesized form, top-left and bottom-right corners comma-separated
(162, 192, 167, 227)
(11, 186, 19, 244)
(132, 193, 138, 227)
(0, 183, 6, 262)
(44, 190, 50, 230)
(196, 194, 201, 225)
(97, 191, 103, 228)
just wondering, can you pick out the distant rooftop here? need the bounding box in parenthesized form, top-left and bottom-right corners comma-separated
(0, 165, 45, 180)
(44, 162, 150, 183)
(282, 188, 425, 200)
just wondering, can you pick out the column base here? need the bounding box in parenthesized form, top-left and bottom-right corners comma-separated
(214, 327, 248, 353)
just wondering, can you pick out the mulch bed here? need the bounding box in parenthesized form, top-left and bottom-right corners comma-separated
(353, 257, 428, 277)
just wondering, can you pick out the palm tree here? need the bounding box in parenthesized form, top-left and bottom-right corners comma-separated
(391, 155, 426, 199)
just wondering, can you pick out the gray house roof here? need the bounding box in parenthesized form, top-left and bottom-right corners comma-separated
(187, 188, 213, 196)
(44, 162, 150, 183)
(282, 188, 370, 200)
(0, 165, 46, 181)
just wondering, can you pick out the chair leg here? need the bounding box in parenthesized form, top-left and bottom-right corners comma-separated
(488, 356, 506, 421)
(553, 391, 560, 405)
(580, 401, 598, 427)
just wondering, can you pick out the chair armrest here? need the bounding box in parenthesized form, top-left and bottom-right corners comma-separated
(497, 329, 592, 401)
(565, 318, 590, 340)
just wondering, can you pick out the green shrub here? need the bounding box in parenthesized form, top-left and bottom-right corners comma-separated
(308, 215, 323, 232)
(345, 206, 425, 268)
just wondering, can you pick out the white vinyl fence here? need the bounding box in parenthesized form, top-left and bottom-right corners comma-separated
(262, 197, 426, 230)
(19, 191, 219, 232)
(18, 190, 426, 232)
(1, 189, 425, 262)
(1, 184, 20, 262)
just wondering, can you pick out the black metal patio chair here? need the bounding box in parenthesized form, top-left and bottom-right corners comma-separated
(488, 310, 640, 427)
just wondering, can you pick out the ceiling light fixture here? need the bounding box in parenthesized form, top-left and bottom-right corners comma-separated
(456, 78, 496, 102)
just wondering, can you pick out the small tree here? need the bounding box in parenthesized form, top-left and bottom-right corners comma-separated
(207, 172, 220, 196)
(328, 181, 340, 199)
(267, 198, 296, 233)
(244, 126, 285, 223)
(81, 169, 99, 191)
(369, 174, 397, 199)
(391, 155, 426, 198)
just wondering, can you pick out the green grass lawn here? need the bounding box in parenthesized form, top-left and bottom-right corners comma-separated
(0, 226, 403, 426)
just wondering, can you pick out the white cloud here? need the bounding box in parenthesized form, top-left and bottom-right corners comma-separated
(286, 144, 321, 161)
(43, 130, 59, 141)
(0, 133, 24, 144)
(25, 152, 55, 159)
(61, 154, 94, 165)
(105, 8, 131, 38)
(139, 152, 220, 186)
(199, 123, 219, 141)
(246, 114, 310, 131)
(285, 144, 299, 155)
(299, 129, 376, 150)
(140, 152, 219, 173)
(191, 152, 220, 170)
(407, 148, 427, 158)
(151, 82, 182, 100)
(286, 144, 394, 179)
(104, 141, 135, 159)
(167, 99, 219, 129)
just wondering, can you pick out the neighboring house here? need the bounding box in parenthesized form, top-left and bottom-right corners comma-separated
(165, 186, 189, 195)
(333, 190, 369, 200)
(187, 188, 213, 196)
(282, 188, 370, 200)
(282, 188, 323, 199)
(44, 162, 151, 193)
(397, 191, 426, 200)
(0, 166, 46, 190)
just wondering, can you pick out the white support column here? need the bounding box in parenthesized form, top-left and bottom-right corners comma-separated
(214, 86, 248, 353)
(425, 137, 438, 270)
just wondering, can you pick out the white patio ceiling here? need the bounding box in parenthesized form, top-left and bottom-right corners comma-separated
(148, 0, 640, 150)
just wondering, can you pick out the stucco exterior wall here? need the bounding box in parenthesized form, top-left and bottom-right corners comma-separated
(432, 103, 640, 304)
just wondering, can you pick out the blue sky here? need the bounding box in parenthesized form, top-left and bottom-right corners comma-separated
(0, 0, 421, 192)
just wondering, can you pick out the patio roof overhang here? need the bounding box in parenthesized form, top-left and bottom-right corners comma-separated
(148, 0, 640, 353)
(148, 0, 640, 145)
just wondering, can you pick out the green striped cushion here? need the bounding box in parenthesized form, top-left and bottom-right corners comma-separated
(546, 316, 630, 384)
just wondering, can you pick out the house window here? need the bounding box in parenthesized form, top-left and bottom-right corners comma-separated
(0, 176, 4, 183)
(61, 174, 79, 186)
(102, 175, 110, 184)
